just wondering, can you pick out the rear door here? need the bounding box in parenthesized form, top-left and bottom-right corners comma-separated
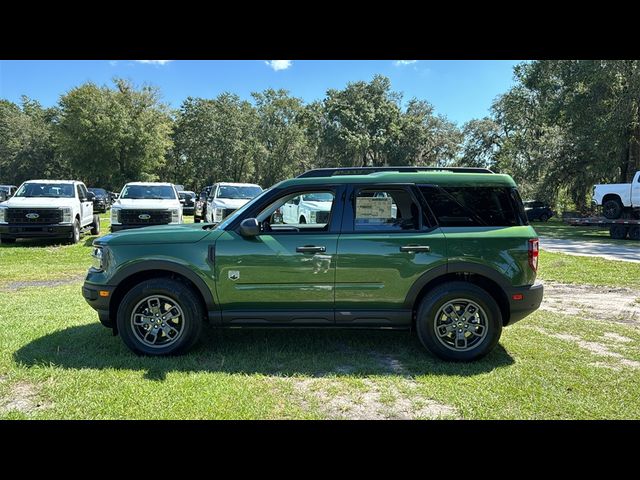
(334, 184, 447, 326)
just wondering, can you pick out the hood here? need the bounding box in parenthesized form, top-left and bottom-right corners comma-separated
(98, 223, 223, 246)
(115, 198, 181, 209)
(212, 198, 250, 209)
(300, 200, 332, 211)
(4, 197, 77, 208)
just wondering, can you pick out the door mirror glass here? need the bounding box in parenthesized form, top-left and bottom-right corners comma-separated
(239, 218, 260, 237)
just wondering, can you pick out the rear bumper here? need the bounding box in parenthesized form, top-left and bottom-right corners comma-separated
(82, 282, 115, 328)
(506, 283, 544, 325)
(0, 224, 73, 239)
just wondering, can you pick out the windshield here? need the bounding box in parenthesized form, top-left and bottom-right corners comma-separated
(215, 188, 272, 229)
(179, 191, 195, 199)
(217, 185, 262, 199)
(89, 188, 107, 196)
(120, 185, 177, 200)
(14, 182, 75, 198)
(303, 192, 333, 202)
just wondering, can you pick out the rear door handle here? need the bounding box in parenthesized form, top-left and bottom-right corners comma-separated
(296, 245, 326, 253)
(400, 245, 431, 253)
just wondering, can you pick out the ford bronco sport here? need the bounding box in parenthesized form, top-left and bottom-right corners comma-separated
(83, 167, 543, 361)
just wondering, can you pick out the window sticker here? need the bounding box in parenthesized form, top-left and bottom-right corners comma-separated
(356, 196, 393, 218)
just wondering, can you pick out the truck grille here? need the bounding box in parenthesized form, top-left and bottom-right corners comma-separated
(7, 208, 62, 224)
(119, 209, 171, 225)
(316, 211, 330, 223)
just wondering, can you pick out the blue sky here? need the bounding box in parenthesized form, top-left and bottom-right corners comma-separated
(0, 60, 523, 126)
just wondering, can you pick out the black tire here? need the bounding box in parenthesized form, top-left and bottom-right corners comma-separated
(194, 216, 201, 223)
(628, 225, 640, 241)
(603, 198, 623, 219)
(0, 236, 16, 244)
(299, 216, 307, 224)
(610, 224, 629, 240)
(116, 278, 203, 356)
(416, 281, 502, 361)
(90, 214, 100, 235)
(539, 213, 548, 222)
(69, 218, 80, 244)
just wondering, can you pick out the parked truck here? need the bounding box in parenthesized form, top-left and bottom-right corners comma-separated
(592, 170, 640, 219)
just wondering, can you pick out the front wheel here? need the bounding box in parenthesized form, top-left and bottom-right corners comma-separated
(416, 282, 502, 361)
(603, 199, 623, 219)
(69, 219, 80, 244)
(116, 278, 203, 356)
(90, 214, 101, 235)
(539, 213, 549, 222)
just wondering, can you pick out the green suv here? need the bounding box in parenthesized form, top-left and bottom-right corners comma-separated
(82, 167, 543, 361)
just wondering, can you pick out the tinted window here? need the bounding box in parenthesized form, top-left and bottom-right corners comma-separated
(354, 188, 420, 231)
(420, 185, 526, 227)
(120, 185, 177, 200)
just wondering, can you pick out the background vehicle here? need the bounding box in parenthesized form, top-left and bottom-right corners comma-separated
(84, 166, 542, 361)
(0, 180, 99, 244)
(280, 191, 333, 225)
(194, 186, 213, 223)
(88, 187, 111, 213)
(524, 201, 554, 222)
(0, 185, 17, 202)
(205, 182, 263, 223)
(110, 182, 183, 232)
(592, 170, 640, 219)
(178, 191, 196, 215)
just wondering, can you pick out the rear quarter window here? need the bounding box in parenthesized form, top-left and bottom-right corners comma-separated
(419, 185, 528, 227)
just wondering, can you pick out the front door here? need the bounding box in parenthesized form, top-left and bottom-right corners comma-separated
(334, 185, 447, 326)
(213, 186, 344, 325)
(77, 184, 93, 225)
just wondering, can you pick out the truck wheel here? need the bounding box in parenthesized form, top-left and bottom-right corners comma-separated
(628, 226, 640, 241)
(603, 199, 623, 219)
(69, 219, 80, 244)
(610, 225, 629, 240)
(299, 216, 307, 224)
(539, 214, 549, 222)
(90, 214, 101, 235)
(194, 216, 201, 223)
(116, 278, 203, 356)
(0, 236, 16, 244)
(415, 281, 502, 362)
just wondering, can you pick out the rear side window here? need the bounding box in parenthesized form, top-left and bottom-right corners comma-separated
(419, 185, 528, 227)
(354, 188, 421, 231)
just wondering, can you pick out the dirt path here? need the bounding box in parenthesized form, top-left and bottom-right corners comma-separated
(540, 280, 640, 323)
(539, 236, 640, 263)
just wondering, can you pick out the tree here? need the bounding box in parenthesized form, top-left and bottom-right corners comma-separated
(458, 118, 502, 169)
(56, 78, 173, 190)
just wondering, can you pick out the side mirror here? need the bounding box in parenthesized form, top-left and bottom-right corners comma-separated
(239, 218, 260, 237)
(87, 192, 96, 201)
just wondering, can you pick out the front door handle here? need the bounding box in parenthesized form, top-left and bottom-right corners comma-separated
(296, 245, 326, 254)
(400, 245, 431, 253)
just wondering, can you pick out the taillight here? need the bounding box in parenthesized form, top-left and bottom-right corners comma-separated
(528, 238, 539, 272)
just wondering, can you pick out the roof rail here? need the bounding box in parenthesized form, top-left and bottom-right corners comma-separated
(297, 166, 494, 178)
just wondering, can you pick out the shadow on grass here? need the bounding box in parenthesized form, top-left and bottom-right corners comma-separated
(14, 323, 515, 381)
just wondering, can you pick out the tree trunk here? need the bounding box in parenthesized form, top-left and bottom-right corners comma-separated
(627, 101, 640, 182)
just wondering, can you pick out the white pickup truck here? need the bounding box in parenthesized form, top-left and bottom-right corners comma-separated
(0, 179, 100, 244)
(593, 170, 640, 219)
(110, 182, 183, 231)
(205, 182, 263, 224)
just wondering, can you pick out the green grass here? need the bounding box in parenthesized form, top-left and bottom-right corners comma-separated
(533, 218, 637, 244)
(539, 250, 640, 289)
(1, 212, 639, 419)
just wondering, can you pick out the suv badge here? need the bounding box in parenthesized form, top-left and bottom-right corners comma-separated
(228, 270, 240, 281)
(26, 213, 39, 219)
(138, 214, 151, 220)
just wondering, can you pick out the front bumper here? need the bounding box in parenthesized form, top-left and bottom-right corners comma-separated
(82, 282, 116, 328)
(0, 224, 73, 239)
(506, 283, 544, 325)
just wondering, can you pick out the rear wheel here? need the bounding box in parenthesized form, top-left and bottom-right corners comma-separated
(116, 278, 203, 356)
(90, 214, 100, 235)
(628, 225, 640, 241)
(603, 198, 623, 219)
(610, 224, 629, 240)
(416, 282, 502, 361)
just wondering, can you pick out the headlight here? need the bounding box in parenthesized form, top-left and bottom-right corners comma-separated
(0, 206, 6, 224)
(170, 208, 180, 223)
(214, 208, 224, 222)
(91, 246, 104, 271)
(60, 207, 72, 223)
(111, 207, 121, 224)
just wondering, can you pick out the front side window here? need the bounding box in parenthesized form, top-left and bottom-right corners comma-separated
(256, 190, 336, 232)
(420, 185, 526, 227)
(120, 185, 177, 200)
(354, 188, 420, 231)
(14, 182, 75, 198)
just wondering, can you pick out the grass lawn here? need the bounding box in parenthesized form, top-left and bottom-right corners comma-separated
(1, 212, 639, 419)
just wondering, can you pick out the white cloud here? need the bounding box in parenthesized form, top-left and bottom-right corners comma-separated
(135, 60, 173, 66)
(265, 60, 292, 71)
(394, 60, 418, 66)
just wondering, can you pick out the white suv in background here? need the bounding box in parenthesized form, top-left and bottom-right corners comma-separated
(0, 179, 99, 244)
(110, 182, 183, 232)
(205, 182, 263, 223)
